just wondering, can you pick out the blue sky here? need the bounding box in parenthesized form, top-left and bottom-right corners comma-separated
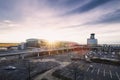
(0, 0, 120, 44)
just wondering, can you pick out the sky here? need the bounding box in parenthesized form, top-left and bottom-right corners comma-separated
(0, 0, 120, 44)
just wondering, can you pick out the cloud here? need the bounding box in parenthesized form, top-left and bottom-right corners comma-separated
(83, 9, 120, 25)
(95, 9, 120, 24)
(0, 20, 15, 29)
(0, 0, 22, 21)
(0, 20, 19, 36)
(0, 0, 120, 44)
(62, 0, 112, 15)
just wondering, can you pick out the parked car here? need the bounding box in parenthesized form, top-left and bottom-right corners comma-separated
(89, 65, 93, 70)
(4, 66, 16, 70)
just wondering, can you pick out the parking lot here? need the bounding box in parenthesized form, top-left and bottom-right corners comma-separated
(83, 62, 120, 80)
(0, 50, 120, 80)
(0, 59, 60, 80)
(53, 60, 120, 80)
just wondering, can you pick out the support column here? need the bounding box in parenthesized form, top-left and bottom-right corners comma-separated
(21, 55, 24, 59)
(37, 53, 39, 57)
(56, 50, 59, 54)
(67, 49, 69, 52)
(62, 50, 64, 53)
(18, 54, 21, 59)
(48, 51, 51, 55)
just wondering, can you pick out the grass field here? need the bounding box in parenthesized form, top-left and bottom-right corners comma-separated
(0, 43, 19, 47)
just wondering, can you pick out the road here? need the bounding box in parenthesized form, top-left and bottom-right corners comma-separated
(0, 47, 79, 57)
(34, 59, 70, 80)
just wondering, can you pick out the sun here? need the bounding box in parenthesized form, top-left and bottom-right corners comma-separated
(42, 29, 60, 42)
(47, 38, 55, 44)
(42, 31, 58, 47)
(45, 38, 58, 49)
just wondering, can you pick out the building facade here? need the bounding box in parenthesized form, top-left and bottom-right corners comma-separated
(87, 33, 98, 47)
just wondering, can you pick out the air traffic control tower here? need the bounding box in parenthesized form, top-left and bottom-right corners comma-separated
(87, 33, 98, 46)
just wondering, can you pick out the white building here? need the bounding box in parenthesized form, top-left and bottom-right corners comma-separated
(87, 33, 98, 47)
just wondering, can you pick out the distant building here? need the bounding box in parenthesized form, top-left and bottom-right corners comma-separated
(7, 46, 18, 50)
(26, 38, 47, 48)
(87, 33, 98, 47)
(0, 47, 7, 51)
(18, 42, 26, 50)
(26, 39, 40, 48)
